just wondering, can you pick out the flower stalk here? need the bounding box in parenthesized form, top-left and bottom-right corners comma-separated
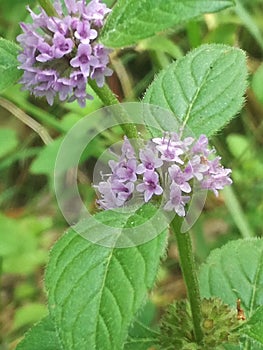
(88, 79, 139, 139)
(171, 216, 204, 344)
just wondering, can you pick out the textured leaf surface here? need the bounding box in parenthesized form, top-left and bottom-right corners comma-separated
(242, 306, 263, 345)
(124, 302, 158, 350)
(101, 0, 234, 47)
(16, 316, 62, 350)
(124, 320, 158, 350)
(143, 44, 247, 137)
(199, 238, 263, 314)
(46, 205, 167, 350)
(199, 238, 263, 350)
(0, 38, 22, 92)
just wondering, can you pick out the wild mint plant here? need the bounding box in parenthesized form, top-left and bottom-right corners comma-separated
(0, 0, 262, 350)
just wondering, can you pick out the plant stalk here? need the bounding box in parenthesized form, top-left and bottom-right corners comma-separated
(88, 79, 140, 139)
(171, 217, 204, 343)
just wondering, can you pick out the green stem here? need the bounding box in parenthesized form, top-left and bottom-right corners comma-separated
(88, 79, 139, 139)
(171, 217, 204, 344)
(38, 0, 59, 17)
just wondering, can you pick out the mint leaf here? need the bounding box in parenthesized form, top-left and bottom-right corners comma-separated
(242, 306, 263, 345)
(199, 238, 263, 350)
(45, 205, 168, 350)
(0, 38, 22, 92)
(16, 316, 62, 350)
(143, 44, 247, 137)
(101, 0, 234, 47)
(124, 302, 159, 350)
(124, 319, 158, 350)
(199, 238, 263, 314)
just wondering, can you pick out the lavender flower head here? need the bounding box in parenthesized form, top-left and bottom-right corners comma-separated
(17, 0, 112, 106)
(95, 133, 232, 217)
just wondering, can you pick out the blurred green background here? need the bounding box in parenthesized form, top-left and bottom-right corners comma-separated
(0, 0, 263, 349)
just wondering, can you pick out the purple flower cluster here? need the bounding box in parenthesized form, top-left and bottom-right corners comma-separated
(96, 133, 232, 216)
(17, 0, 112, 107)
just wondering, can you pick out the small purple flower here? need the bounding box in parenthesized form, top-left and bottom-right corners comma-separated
(64, 0, 79, 14)
(35, 42, 54, 62)
(164, 183, 190, 216)
(107, 137, 137, 183)
(157, 141, 184, 164)
(53, 32, 74, 58)
(109, 158, 137, 183)
(96, 180, 120, 210)
(182, 136, 195, 151)
(201, 157, 232, 196)
(168, 164, 192, 193)
(136, 170, 163, 202)
(136, 147, 163, 174)
(74, 21, 97, 44)
(84, 0, 111, 27)
(191, 134, 210, 156)
(96, 179, 134, 210)
(152, 132, 170, 146)
(70, 43, 98, 76)
(17, 0, 112, 106)
(201, 169, 232, 196)
(111, 180, 134, 203)
(121, 136, 136, 159)
(90, 44, 113, 87)
(184, 155, 209, 181)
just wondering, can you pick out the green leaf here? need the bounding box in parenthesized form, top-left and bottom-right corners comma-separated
(45, 205, 168, 350)
(242, 306, 263, 345)
(0, 38, 22, 92)
(143, 44, 247, 137)
(101, 0, 234, 47)
(16, 316, 62, 350)
(124, 302, 158, 350)
(124, 320, 158, 350)
(199, 238, 263, 314)
(0, 128, 18, 158)
(199, 238, 263, 350)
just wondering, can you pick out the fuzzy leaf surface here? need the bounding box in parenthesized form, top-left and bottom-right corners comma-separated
(143, 44, 247, 137)
(199, 238, 263, 350)
(16, 316, 62, 350)
(101, 0, 234, 47)
(0, 38, 22, 92)
(45, 205, 168, 350)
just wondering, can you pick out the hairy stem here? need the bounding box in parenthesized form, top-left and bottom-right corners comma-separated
(89, 79, 140, 139)
(171, 217, 204, 343)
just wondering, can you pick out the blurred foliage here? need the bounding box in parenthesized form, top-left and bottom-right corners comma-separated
(0, 0, 263, 349)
